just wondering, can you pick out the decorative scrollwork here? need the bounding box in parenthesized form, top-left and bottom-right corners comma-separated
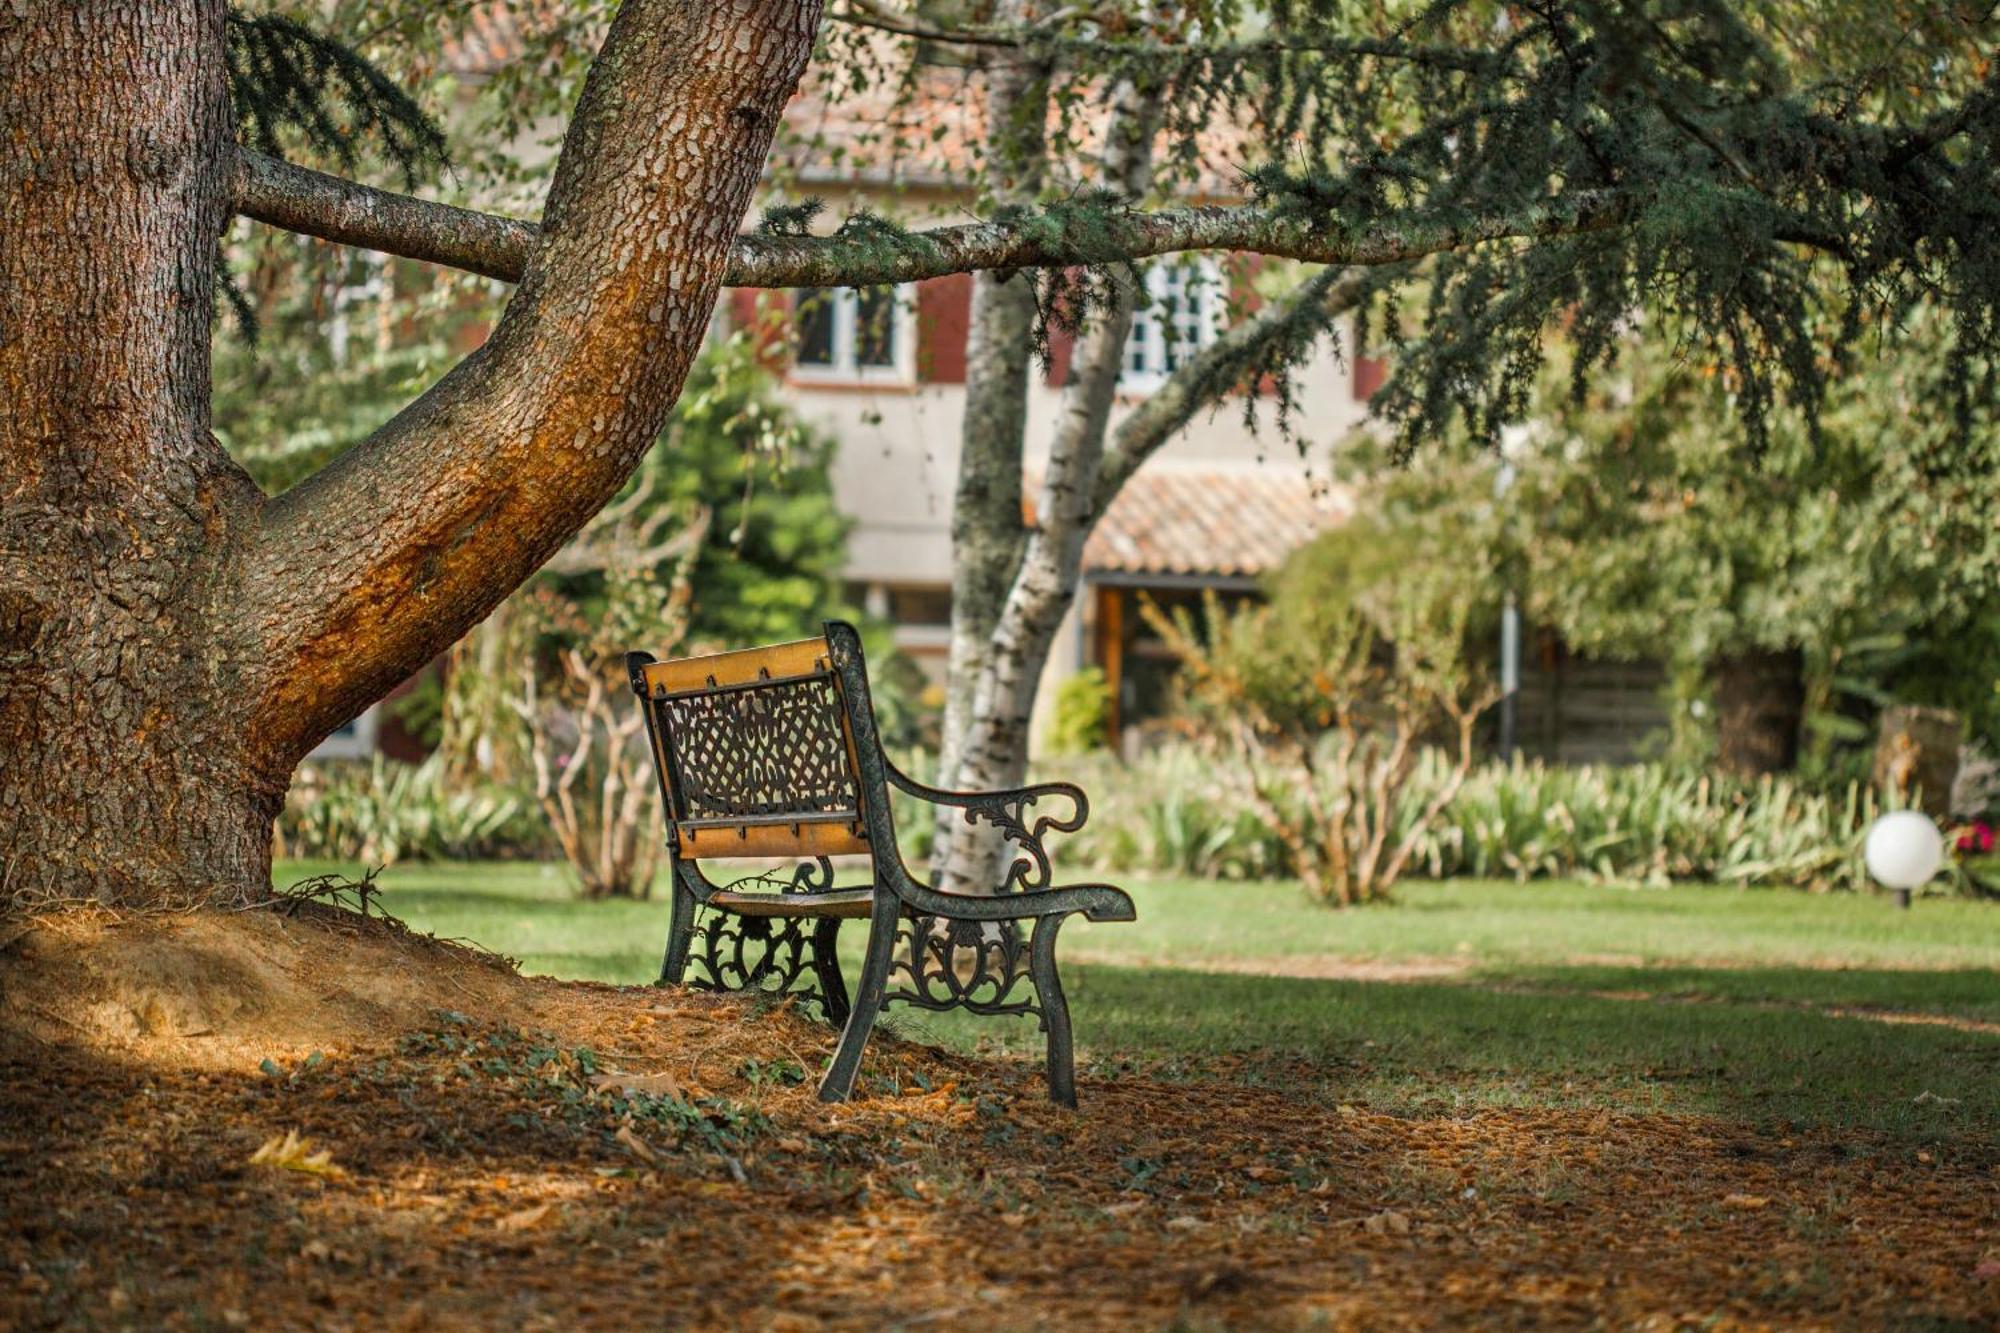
(657, 670, 860, 823)
(957, 785, 1088, 893)
(788, 856, 836, 893)
(885, 914, 1042, 1021)
(684, 902, 841, 1021)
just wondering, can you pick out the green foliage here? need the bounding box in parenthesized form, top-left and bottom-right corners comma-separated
(1057, 748, 1291, 881)
(1514, 316, 2000, 666)
(213, 256, 465, 494)
(656, 334, 855, 648)
(1045, 667, 1113, 756)
(813, 2, 2000, 462)
(1406, 756, 1897, 894)
(1050, 745, 1971, 896)
(1464, 310, 2000, 757)
(1148, 515, 1498, 904)
(225, 9, 446, 187)
(276, 756, 547, 865)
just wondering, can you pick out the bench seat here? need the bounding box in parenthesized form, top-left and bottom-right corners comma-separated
(705, 886, 874, 919)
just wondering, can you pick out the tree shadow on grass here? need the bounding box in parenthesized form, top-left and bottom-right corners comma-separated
(1474, 962, 2000, 1024)
(891, 962, 2000, 1144)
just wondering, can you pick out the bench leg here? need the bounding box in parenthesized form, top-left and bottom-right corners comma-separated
(1030, 914, 1077, 1108)
(658, 872, 699, 986)
(810, 916, 850, 1027)
(818, 898, 899, 1102)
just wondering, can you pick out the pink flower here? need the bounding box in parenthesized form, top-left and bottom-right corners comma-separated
(1954, 821, 1994, 855)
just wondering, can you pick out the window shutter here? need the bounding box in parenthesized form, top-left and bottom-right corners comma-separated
(1226, 253, 1283, 397)
(915, 273, 972, 383)
(1353, 354, 1389, 400)
(730, 288, 789, 371)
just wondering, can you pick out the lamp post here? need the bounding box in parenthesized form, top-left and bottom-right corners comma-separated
(1864, 810, 1944, 909)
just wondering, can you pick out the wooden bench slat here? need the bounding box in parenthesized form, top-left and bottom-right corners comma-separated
(677, 821, 869, 859)
(640, 637, 830, 695)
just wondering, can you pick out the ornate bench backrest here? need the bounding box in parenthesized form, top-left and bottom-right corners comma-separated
(628, 635, 870, 861)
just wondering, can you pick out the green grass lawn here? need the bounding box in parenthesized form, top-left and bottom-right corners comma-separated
(283, 860, 2000, 1142)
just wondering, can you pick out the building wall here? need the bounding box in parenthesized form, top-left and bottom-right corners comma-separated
(758, 274, 1375, 753)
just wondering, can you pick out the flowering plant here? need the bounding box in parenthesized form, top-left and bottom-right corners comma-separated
(1954, 820, 1995, 856)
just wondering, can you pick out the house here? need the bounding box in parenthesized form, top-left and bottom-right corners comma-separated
(726, 55, 1374, 750)
(309, 13, 1664, 765)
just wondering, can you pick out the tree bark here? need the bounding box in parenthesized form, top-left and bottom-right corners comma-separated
(1709, 648, 1805, 778)
(932, 12, 1049, 887)
(938, 81, 1156, 889)
(1871, 703, 1963, 818)
(0, 0, 821, 908)
(0, 1, 267, 906)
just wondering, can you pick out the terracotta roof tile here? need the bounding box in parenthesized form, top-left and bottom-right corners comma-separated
(1081, 468, 1349, 579)
(444, 12, 1248, 195)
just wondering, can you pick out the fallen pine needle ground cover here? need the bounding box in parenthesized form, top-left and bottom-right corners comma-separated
(1, 901, 1996, 1329)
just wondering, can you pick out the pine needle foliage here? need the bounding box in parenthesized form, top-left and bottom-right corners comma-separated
(827, 1, 2000, 459)
(217, 8, 449, 340)
(225, 10, 448, 189)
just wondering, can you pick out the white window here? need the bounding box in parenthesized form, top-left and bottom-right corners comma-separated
(326, 250, 389, 367)
(1121, 258, 1224, 390)
(791, 285, 914, 384)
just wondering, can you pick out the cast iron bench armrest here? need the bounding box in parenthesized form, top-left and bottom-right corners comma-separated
(890, 877, 1136, 924)
(884, 761, 1090, 830)
(882, 756, 1093, 894)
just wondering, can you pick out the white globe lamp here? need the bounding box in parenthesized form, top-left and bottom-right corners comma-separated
(1864, 811, 1943, 909)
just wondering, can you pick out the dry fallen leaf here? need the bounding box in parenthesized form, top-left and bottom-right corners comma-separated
(1363, 1211, 1413, 1236)
(615, 1123, 660, 1165)
(594, 1070, 685, 1100)
(497, 1203, 553, 1232)
(249, 1129, 343, 1179)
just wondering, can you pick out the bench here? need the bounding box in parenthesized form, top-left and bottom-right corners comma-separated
(627, 620, 1134, 1106)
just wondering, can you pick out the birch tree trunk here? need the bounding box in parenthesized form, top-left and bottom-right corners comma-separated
(935, 83, 1158, 889)
(0, 0, 820, 908)
(931, 7, 1050, 888)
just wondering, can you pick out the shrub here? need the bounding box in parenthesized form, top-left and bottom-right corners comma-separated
(275, 756, 548, 865)
(1051, 743, 1964, 896)
(1045, 667, 1113, 755)
(1145, 520, 1498, 906)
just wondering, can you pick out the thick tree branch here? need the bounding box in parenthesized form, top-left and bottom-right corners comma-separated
(243, 0, 824, 761)
(234, 144, 1634, 287)
(235, 149, 533, 281)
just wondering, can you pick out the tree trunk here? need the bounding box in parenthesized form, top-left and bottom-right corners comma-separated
(932, 16, 1048, 888)
(1871, 703, 1963, 818)
(0, 0, 819, 908)
(0, 2, 275, 906)
(936, 83, 1156, 889)
(1709, 648, 1805, 778)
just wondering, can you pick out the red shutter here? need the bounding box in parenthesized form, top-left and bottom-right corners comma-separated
(1353, 354, 1389, 400)
(730, 288, 789, 371)
(1225, 253, 1283, 397)
(1227, 252, 1264, 315)
(1042, 267, 1082, 387)
(1044, 323, 1075, 388)
(915, 273, 972, 383)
